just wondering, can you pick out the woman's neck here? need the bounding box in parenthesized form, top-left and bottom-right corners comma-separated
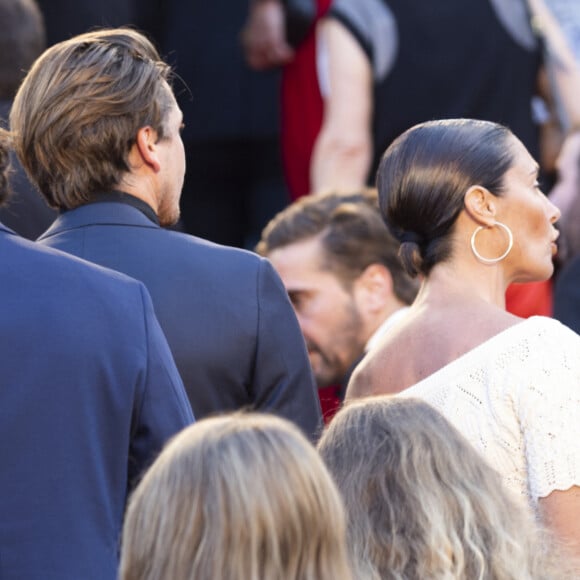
(414, 260, 509, 311)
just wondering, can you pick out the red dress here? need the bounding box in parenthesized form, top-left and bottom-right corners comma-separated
(281, 0, 331, 200)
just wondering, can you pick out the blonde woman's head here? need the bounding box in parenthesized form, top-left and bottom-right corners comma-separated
(318, 396, 567, 580)
(120, 413, 352, 580)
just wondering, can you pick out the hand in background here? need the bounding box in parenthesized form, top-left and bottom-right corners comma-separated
(241, 0, 295, 70)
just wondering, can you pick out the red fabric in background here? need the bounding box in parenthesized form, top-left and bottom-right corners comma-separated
(281, 0, 331, 200)
(505, 280, 553, 318)
(318, 384, 342, 424)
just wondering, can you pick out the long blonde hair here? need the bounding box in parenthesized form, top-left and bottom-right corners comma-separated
(0, 128, 10, 204)
(318, 396, 569, 580)
(120, 413, 352, 580)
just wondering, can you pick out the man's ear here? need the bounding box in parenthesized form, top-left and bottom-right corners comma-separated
(463, 185, 497, 226)
(353, 263, 393, 315)
(134, 126, 161, 172)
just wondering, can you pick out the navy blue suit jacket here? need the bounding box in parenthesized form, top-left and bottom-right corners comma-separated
(0, 223, 193, 579)
(38, 201, 322, 439)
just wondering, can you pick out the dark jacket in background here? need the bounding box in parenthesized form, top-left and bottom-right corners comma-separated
(35, 0, 138, 45)
(0, 101, 56, 240)
(144, 0, 289, 247)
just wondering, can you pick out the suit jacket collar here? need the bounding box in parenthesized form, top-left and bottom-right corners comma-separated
(0, 221, 17, 236)
(38, 201, 161, 241)
(82, 191, 160, 225)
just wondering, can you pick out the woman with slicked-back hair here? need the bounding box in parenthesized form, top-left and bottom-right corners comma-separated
(120, 413, 352, 580)
(318, 397, 575, 580)
(347, 118, 580, 559)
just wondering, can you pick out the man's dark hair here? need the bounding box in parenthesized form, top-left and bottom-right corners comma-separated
(257, 189, 418, 305)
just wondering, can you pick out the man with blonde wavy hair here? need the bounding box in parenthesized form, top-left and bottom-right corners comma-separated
(11, 28, 322, 438)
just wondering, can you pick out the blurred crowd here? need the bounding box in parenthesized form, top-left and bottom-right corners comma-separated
(2, 0, 580, 578)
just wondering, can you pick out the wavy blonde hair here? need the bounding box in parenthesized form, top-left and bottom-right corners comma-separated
(318, 396, 570, 580)
(120, 413, 352, 580)
(0, 129, 10, 204)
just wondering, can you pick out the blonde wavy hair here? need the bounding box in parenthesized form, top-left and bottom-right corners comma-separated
(318, 396, 570, 580)
(0, 128, 10, 205)
(120, 413, 352, 580)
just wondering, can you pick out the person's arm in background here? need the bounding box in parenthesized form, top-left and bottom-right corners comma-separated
(547, 131, 580, 263)
(528, 0, 580, 132)
(527, 0, 580, 263)
(310, 18, 373, 193)
(241, 0, 295, 70)
(539, 487, 580, 563)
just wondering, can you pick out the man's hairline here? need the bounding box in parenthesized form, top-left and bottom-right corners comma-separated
(266, 230, 362, 293)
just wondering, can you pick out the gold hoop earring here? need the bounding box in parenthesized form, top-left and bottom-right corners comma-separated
(470, 221, 513, 264)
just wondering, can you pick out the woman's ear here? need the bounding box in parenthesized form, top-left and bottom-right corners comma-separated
(463, 185, 497, 226)
(134, 126, 161, 172)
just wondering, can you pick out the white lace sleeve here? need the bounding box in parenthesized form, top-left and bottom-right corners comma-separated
(516, 320, 580, 501)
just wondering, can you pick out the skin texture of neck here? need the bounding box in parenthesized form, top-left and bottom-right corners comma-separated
(414, 259, 508, 312)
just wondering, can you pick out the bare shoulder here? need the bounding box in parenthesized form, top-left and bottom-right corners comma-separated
(346, 354, 381, 401)
(346, 324, 419, 400)
(346, 305, 524, 400)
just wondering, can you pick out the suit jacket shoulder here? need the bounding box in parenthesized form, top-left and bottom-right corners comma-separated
(0, 225, 192, 579)
(38, 204, 322, 440)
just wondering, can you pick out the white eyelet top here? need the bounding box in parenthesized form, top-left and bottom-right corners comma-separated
(398, 316, 580, 505)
